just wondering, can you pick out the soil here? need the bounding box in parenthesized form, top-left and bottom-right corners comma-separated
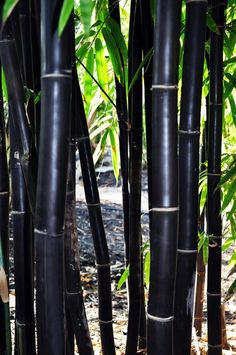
(8, 169, 236, 354)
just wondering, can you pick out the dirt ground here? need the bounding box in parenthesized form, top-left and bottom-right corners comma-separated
(8, 169, 236, 354)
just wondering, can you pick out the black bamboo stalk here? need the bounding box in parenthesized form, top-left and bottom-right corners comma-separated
(207, 1, 226, 353)
(64, 155, 93, 355)
(140, 0, 153, 213)
(76, 73, 115, 355)
(31, 0, 41, 148)
(147, 0, 181, 353)
(0, 65, 11, 355)
(173, 1, 207, 354)
(64, 64, 93, 355)
(10, 116, 36, 355)
(0, 20, 37, 214)
(108, 0, 129, 266)
(194, 123, 207, 337)
(125, 1, 143, 354)
(34, 1, 72, 354)
(17, 0, 36, 138)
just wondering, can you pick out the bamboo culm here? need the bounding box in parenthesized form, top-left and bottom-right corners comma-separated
(108, 0, 130, 266)
(10, 117, 36, 355)
(35, 1, 72, 354)
(76, 74, 115, 355)
(173, 1, 207, 354)
(0, 19, 37, 214)
(147, 0, 181, 353)
(125, 1, 143, 354)
(207, 1, 226, 354)
(0, 65, 11, 355)
(139, 0, 153, 214)
(64, 64, 93, 355)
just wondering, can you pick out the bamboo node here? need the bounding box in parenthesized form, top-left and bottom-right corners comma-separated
(34, 228, 63, 237)
(87, 202, 100, 207)
(151, 84, 178, 90)
(208, 172, 221, 176)
(186, 0, 207, 3)
(207, 292, 221, 297)
(147, 313, 173, 322)
(99, 319, 113, 324)
(76, 136, 90, 143)
(208, 344, 222, 348)
(152, 207, 179, 212)
(12, 210, 28, 215)
(96, 263, 111, 268)
(179, 129, 200, 135)
(0, 191, 9, 195)
(177, 249, 198, 254)
(41, 73, 72, 79)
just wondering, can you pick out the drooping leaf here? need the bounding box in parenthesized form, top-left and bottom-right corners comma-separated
(84, 47, 94, 113)
(1, 68, 8, 100)
(1, 0, 19, 26)
(93, 130, 109, 166)
(220, 164, 236, 186)
(128, 47, 154, 92)
(144, 250, 150, 288)
(89, 120, 111, 141)
(80, 0, 93, 36)
(207, 12, 220, 34)
(228, 94, 236, 127)
(224, 278, 236, 302)
(76, 42, 91, 61)
(117, 265, 129, 289)
(109, 129, 119, 181)
(95, 38, 109, 99)
(58, 0, 74, 37)
(102, 27, 124, 85)
(221, 179, 236, 212)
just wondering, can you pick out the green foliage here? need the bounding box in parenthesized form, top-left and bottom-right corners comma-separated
(1, 0, 19, 26)
(58, 0, 74, 36)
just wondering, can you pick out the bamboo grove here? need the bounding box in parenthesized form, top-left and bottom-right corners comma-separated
(0, 0, 235, 354)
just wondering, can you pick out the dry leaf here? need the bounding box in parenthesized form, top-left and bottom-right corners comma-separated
(0, 267, 9, 303)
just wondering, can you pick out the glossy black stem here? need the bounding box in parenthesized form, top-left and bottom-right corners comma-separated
(125, 1, 143, 354)
(76, 74, 115, 355)
(64, 66, 93, 355)
(147, 0, 181, 353)
(207, 1, 226, 354)
(0, 26, 37, 214)
(173, 1, 207, 354)
(140, 0, 153, 213)
(35, 1, 72, 354)
(0, 65, 11, 355)
(10, 117, 36, 355)
(108, 0, 129, 265)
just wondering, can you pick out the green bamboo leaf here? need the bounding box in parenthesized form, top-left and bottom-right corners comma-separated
(203, 239, 209, 265)
(95, 38, 109, 99)
(223, 56, 236, 66)
(89, 121, 111, 140)
(221, 180, 236, 212)
(117, 265, 129, 289)
(106, 18, 128, 65)
(228, 94, 236, 127)
(106, 17, 128, 86)
(144, 250, 150, 288)
(220, 164, 236, 186)
(224, 72, 236, 100)
(109, 129, 119, 181)
(84, 47, 94, 113)
(128, 47, 154, 92)
(58, 0, 74, 37)
(102, 27, 124, 85)
(1, 0, 19, 25)
(76, 42, 91, 61)
(93, 130, 108, 166)
(80, 0, 93, 36)
(222, 235, 235, 252)
(207, 12, 220, 34)
(1, 68, 8, 100)
(224, 278, 236, 302)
